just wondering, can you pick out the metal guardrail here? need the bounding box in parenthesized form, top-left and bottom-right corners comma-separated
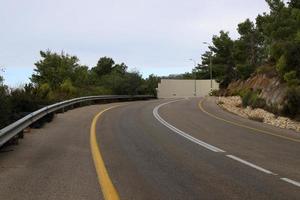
(0, 95, 154, 147)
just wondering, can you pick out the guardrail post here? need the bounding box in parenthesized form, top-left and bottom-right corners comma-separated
(10, 135, 19, 145)
(18, 130, 24, 139)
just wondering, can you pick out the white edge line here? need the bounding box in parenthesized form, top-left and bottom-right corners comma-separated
(280, 178, 300, 187)
(154, 100, 300, 189)
(226, 155, 274, 175)
(153, 100, 225, 153)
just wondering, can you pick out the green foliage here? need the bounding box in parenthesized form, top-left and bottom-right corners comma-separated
(31, 50, 81, 90)
(240, 89, 266, 109)
(9, 84, 51, 122)
(92, 57, 115, 77)
(284, 70, 300, 86)
(195, 19, 264, 86)
(192, 0, 300, 120)
(211, 89, 219, 96)
(288, 0, 300, 9)
(194, 51, 212, 79)
(236, 19, 264, 66)
(256, 0, 300, 83)
(276, 55, 287, 75)
(28, 51, 157, 98)
(72, 66, 90, 87)
(0, 84, 11, 129)
(210, 31, 237, 88)
(143, 74, 160, 97)
(1, 50, 159, 129)
(59, 79, 77, 99)
(236, 64, 256, 80)
(283, 86, 300, 117)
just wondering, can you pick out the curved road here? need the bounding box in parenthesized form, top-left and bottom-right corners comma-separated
(0, 98, 300, 199)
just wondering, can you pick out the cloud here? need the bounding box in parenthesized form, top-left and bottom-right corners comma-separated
(0, 0, 269, 86)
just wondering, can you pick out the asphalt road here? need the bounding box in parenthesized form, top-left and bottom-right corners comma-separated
(0, 98, 300, 199)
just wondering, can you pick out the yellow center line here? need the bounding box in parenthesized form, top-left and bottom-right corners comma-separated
(198, 98, 300, 143)
(90, 105, 121, 200)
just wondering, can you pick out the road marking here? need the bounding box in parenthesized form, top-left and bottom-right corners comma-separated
(153, 100, 225, 153)
(280, 178, 300, 187)
(153, 99, 300, 189)
(226, 155, 275, 175)
(90, 106, 120, 200)
(198, 98, 300, 143)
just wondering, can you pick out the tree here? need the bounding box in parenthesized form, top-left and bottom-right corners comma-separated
(0, 67, 4, 85)
(0, 75, 3, 85)
(112, 63, 128, 75)
(210, 31, 237, 87)
(194, 51, 212, 79)
(31, 50, 81, 90)
(233, 19, 265, 79)
(92, 57, 115, 77)
(0, 73, 11, 129)
(144, 74, 160, 96)
(236, 19, 264, 66)
(288, 0, 300, 9)
(266, 0, 285, 12)
(72, 65, 90, 87)
(256, 0, 300, 82)
(123, 71, 144, 95)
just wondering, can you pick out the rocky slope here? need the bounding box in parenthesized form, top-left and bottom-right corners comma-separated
(222, 73, 288, 110)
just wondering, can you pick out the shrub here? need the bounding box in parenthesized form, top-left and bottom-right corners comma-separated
(241, 89, 253, 107)
(283, 86, 300, 118)
(240, 88, 266, 109)
(211, 89, 219, 96)
(60, 79, 76, 97)
(0, 85, 11, 129)
(251, 97, 266, 109)
(276, 55, 287, 77)
(283, 70, 300, 86)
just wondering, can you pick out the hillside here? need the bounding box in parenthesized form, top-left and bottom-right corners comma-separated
(189, 0, 300, 118)
(223, 73, 288, 110)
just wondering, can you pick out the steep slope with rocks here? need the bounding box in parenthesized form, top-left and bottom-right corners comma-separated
(222, 73, 288, 110)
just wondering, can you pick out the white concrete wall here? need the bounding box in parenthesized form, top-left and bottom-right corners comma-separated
(157, 79, 219, 98)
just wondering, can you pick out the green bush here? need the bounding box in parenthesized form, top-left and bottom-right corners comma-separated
(241, 89, 253, 107)
(59, 79, 77, 99)
(9, 84, 51, 121)
(240, 89, 266, 109)
(283, 70, 300, 86)
(0, 85, 11, 129)
(283, 86, 300, 118)
(211, 89, 219, 96)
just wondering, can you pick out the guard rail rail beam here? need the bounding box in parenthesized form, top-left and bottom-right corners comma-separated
(0, 95, 154, 147)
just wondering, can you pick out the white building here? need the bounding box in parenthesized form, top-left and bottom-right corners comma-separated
(157, 79, 219, 98)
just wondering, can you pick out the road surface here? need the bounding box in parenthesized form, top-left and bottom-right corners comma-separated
(0, 98, 299, 200)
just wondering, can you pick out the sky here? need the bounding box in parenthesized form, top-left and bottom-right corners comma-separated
(0, 0, 270, 87)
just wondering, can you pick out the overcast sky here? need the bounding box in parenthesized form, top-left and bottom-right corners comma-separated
(0, 0, 270, 86)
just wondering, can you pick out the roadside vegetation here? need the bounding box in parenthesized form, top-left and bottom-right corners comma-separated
(0, 51, 159, 129)
(190, 0, 300, 119)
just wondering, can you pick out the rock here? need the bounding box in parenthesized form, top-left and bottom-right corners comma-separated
(218, 96, 300, 133)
